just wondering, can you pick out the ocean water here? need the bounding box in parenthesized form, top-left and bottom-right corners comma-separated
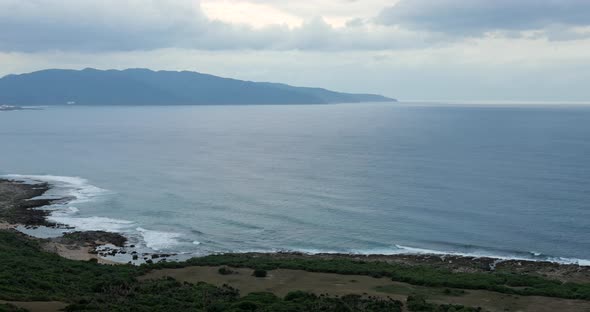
(1, 103, 589, 264)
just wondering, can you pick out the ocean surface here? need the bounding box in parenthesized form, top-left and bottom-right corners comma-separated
(1, 103, 589, 264)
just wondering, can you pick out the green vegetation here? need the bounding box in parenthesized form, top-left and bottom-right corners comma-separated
(218, 266, 235, 275)
(67, 284, 404, 312)
(0, 304, 27, 312)
(443, 288, 467, 296)
(374, 284, 467, 298)
(1, 230, 588, 311)
(407, 295, 481, 312)
(252, 269, 268, 278)
(0, 231, 142, 301)
(154, 254, 590, 300)
(0, 231, 404, 311)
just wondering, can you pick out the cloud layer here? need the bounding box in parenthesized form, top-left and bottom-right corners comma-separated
(378, 0, 590, 38)
(2, 0, 590, 53)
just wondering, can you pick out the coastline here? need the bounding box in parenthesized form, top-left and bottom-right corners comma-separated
(2, 176, 590, 311)
(1, 177, 589, 280)
(0, 178, 124, 264)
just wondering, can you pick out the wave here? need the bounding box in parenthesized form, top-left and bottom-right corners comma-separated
(136, 227, 182, 251)
(343, 244, 590, 266)
(235, 245, 590, 267)
(392, 245, 590, 266)
(2, 174, 183, 252)
(2, 174, 108, 204)
(3, 174, 589, 266)
(49, 216, 135, 232)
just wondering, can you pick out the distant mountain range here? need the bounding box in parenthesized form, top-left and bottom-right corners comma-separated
(0, 68, 396, 106)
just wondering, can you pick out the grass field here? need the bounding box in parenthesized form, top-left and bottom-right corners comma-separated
(142, 266, 590, 312)
(153, 254, 590, 300)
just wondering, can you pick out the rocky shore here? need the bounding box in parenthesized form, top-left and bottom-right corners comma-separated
(240, 251, 590, 284)
(1, 178, 588, 284)
(0, 178, 128, 264)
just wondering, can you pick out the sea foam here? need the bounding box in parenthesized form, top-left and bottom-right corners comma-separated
(2, 174, 184, 252)
(136, 227, 182, 251)
(2, 174, 108, 204)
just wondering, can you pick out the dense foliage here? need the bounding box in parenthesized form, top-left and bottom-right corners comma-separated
(0, 304, 27, 312)
(155, 254, 590, 300)
(252, 269, 268, 278)
(0, 231, 142, 301)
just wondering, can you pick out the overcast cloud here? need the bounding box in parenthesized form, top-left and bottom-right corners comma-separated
(378, 0, 590, 39)
(0, 0, 589, 101)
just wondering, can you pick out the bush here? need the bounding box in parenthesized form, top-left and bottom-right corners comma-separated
(218, 267, 234, 275)
(284, 291, 317, 302)
(231, 301, 259, 311)
(443, 288, 466, 296)
(252, 269, 267, 278)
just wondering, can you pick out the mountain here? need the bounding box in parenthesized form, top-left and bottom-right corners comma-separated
(0, 68, 396, 106)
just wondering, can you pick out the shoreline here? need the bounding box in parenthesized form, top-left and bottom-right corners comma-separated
(0, 178, 126, 264)
(1, 177, 589, 280)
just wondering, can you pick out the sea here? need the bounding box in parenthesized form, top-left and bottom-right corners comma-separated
(1, 102, 589, 265)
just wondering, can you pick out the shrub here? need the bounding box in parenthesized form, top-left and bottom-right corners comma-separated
(252, 269, 267, 278)
(284, 291, 317, 302)
(218, 267, 234, 275)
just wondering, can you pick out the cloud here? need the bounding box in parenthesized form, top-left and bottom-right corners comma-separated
(2, 0, 590, 53)
(377, 0, 590, 39)
(0, 0, 436, 52)
(0, 0, 209, 52)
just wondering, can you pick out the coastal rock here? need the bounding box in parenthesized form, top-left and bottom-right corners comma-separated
(56, 231, 127, 247)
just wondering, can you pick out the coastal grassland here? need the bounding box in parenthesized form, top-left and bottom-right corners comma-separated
(64, 280, 404, 312)
(152, 254, 590, 300)
(0, 230, 406, 311)
(2, 230, 590, 311)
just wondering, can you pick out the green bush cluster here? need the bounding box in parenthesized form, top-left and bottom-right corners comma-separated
(252, 269, 268, 278)
(218, 266, 235, 275)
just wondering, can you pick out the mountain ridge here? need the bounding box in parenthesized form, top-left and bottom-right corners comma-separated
(0, 68, 396, 106)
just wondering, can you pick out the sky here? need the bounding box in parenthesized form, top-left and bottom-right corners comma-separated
(1, 0, 590, 101)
